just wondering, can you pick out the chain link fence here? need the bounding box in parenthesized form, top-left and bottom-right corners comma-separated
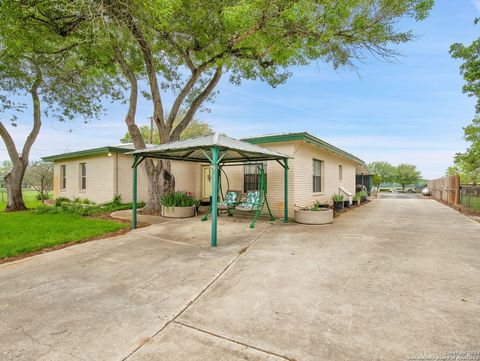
(460, 185, 480, 212)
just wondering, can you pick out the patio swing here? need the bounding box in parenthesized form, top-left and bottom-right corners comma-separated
(201, 163, 275, 229)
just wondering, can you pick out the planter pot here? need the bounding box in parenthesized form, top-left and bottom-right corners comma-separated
(294, 208, 333, 225)
(161, 206, 195, 218)
(352, 199, 360, 206)
(333, 201, 344, 212)
(343, 200, 350, 208)
(361, 196, 368, 202)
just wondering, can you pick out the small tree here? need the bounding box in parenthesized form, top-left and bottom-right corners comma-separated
(368, 161, 396, 186)
(24, 161, 53, 202)
(394, 164, 422, 191)
(371, 174, 382, 189)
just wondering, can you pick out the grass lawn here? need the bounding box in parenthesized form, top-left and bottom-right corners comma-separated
(0, 188, 43, 210)
(0, 189, 129, 260)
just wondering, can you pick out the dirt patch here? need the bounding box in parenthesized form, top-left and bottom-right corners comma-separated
(429, 197, 480, 222)
(0, 218, 150, 265)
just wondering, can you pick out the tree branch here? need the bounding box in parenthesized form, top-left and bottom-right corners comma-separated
(170, 66, 222, 140)
(166, 66, 206, 129)
(113, 46, 147, 150)
(0, 121, 20, 165)
(126, 16, 165, 129)
(21, 64, 42, 161)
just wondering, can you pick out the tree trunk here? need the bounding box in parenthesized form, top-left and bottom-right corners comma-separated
(142, 159, 175, 215)
(4, 160, 27, 211)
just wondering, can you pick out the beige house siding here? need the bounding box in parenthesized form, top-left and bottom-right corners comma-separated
(288, 141, 356, 209)
(50, 139, 361, 218)
(53, 155, 115, 203)
(52, 154, 200, 204)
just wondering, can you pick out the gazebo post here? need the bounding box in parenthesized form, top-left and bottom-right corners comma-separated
(210, 146, 219, 247)
(284, 158, 289, 223)
(132, 154, 138, 229)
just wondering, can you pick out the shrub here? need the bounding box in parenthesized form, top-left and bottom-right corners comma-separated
(161, 191, 198, 208)
(55, 197, 70, 207)
(35, 192, 52, 201)
(36, 196, 145, 217)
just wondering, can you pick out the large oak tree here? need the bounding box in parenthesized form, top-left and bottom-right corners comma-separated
(25, 0, 434, 213)
(0, 1, 117, 211)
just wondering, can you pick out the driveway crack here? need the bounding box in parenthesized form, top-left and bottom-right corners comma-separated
(173, 320, 295, 361)
(120, 225, 274, 361)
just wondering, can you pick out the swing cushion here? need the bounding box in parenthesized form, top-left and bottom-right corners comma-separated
(218, 191, 240, 209)
(235, 191, 261, 211)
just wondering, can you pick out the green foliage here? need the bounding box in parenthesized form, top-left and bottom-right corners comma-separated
(368, 161, 396, 186)
(394, 164, 422, 190)
(0, 212, 127, 259)
(55, 197, 70, 207)
(371, 174, 382, 188)
(161, 191, 198, 208)
(120, 118, 213, 144)
(332, 194, 344, 202)
(310, 200, 329, 211)
(450, 20, 480, 178)
(44, 196, 144, 216)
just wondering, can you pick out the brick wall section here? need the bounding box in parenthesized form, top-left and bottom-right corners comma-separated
(53, 154, 200, 204)
(53, 155, 115, 203)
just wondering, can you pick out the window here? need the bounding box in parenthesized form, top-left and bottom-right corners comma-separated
(313, 159, 323, 193)
(60, 165, 67, 190)
(339, 165, 343, 181)
(244, 162, 267, 192)
(79, 163, 86, 190)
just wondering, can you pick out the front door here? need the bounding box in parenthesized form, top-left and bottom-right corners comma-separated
(202, 166, 212, 199)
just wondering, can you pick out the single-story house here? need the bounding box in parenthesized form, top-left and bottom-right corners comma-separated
(42, 132, 370, 217)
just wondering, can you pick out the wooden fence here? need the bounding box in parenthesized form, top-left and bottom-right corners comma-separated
(427, 175, 460, 205)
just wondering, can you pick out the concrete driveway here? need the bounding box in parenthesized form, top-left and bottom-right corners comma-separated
(1, 199, 479, 361)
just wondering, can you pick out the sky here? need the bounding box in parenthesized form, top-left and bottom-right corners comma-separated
(0, 0, 479, 179)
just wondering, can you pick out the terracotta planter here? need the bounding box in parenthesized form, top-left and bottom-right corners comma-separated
(294, 208, 333, 225)
(161, 206, 195, 218)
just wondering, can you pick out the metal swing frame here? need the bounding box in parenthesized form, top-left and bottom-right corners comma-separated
(201, 162, 275, 228)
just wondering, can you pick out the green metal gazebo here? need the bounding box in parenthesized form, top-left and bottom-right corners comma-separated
(129, 133, 291, 247)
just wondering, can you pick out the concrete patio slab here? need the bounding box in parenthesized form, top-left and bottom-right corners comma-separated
(1, 199, 479, 361)
(127, 322, 284, 361)
(0, 217, 271, 361)
(110, 209, 173, 224)
(175, 199, 480, 361)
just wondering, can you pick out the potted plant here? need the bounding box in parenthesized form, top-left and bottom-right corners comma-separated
(352, 193, 361, 205)
(161, 191, 198, 218)
(294, 202, 333, 225)
(359, 191, 368, 202)
(332, 193, 344, 212)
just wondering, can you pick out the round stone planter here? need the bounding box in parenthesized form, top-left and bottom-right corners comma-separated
(161, 206, 195, 218)
(294, 208, 333, 225)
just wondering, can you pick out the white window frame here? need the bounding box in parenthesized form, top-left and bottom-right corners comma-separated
(313, 159, 323, 193)
(60, 165, 67, 190)
(79, 163, 86, 191)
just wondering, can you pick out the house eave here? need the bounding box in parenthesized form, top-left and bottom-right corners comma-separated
(243, 132, 370, 173)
